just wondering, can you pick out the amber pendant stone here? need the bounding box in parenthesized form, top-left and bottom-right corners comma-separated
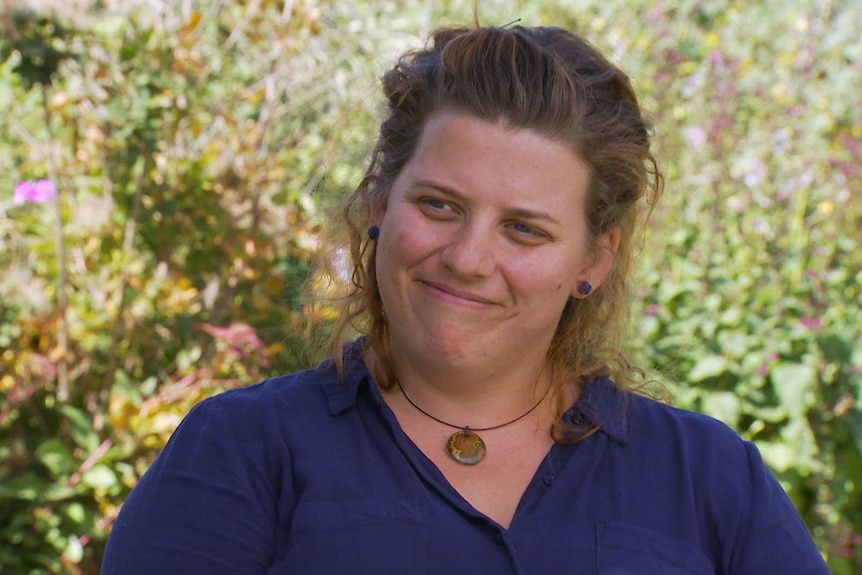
(446, 429, 487, 465)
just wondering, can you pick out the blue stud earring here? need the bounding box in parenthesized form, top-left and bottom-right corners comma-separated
(368, 225, 380, 240)
(577, 281, 592, 296)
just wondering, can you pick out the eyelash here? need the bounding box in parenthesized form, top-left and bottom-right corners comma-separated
(416, 197, 458, 218)
(507, 221, 543, 237)
(507, 223, 552, 246)
(424, 198, 453, 211)
(416, 197, 550, 243)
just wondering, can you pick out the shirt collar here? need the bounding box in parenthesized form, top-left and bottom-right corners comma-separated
(564, 376, 630, 446)
(321, 340, 629, 445)
(320, 340, 369, 416)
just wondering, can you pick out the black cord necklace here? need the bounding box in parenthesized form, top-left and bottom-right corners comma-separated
(397, 380, 552, 466)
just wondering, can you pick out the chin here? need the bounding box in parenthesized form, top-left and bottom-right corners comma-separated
(410, 327, 483, 364)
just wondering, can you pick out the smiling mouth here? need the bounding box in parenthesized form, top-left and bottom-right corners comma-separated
(420, 280, 496, 307)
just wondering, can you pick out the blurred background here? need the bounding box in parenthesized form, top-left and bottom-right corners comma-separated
(0, 0, 859, 572)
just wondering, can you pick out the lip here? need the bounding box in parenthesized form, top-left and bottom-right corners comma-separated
(419, 280, 497, 307)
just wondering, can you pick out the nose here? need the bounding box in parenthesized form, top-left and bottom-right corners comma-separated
(439, 223, 496, 279)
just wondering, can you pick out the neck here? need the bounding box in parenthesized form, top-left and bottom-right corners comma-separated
(380, 346, 554, 429)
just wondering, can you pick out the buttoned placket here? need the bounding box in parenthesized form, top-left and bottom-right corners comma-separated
(365, 377, 526, 573)
(367, 374, 590, 575)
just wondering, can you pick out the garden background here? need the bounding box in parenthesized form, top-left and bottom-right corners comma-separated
(0, 0, 859, 573)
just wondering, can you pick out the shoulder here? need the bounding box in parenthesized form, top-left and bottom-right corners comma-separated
(201, 362, 335, 413)
(140, 354, 365, 495)
(580, 381, 766, 501)
(189, 365, 327, 424)
(621, 394, 805, 544)
(626, 392, 744, 445)
(620, 391, 757, 475)
(577, 377, 744, 455)
(605, 390, 828, 573)
(175, 353, 363, 449)
(100, 360, 355, 574)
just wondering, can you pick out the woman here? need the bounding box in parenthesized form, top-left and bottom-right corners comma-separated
(101, 25, 828, 574)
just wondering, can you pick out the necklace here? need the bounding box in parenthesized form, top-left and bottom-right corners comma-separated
(397, 379, 552, 466)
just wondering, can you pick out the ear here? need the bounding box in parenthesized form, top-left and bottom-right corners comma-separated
(571, 228, 620, 298)
(369, 195, 387, 228)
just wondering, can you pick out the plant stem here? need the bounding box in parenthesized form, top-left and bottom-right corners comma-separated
(43, 84, 70, 403)
(102, 153, 148, 398)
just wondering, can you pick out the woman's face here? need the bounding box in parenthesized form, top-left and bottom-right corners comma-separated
(372, 110, 617, 373)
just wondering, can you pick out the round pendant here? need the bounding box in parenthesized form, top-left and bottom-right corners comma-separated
(446, 429, 487, 465)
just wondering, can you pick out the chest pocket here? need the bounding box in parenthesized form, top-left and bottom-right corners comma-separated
(596, 521, 715, 575)
(270, 499, 430, 575)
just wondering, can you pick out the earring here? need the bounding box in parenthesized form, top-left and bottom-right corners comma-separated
(368, 225, 380, 240)
(577, 281, 592, 296)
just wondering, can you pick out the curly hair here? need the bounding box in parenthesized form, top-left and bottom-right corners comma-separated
(328, 25, 663, 438)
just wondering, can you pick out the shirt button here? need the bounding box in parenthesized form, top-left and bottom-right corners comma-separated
(495, 532, 505, 545)
(543, 474, 555, 486)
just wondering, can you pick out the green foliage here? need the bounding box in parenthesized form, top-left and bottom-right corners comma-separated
(616, 2, 862, 569)
(0, 0, 380, 572)
(0, 0, 859, 573)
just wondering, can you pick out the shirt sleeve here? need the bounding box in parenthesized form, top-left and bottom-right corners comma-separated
(724, 440, 829, 575)
(100, 390, 288, 575)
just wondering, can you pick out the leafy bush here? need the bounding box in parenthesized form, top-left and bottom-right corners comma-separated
(0, 0, 380, 571)
(0, 0, 859, 573)
(621, 3, 862, 569)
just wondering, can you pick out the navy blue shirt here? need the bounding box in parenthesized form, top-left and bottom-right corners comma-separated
(101, 344, 828, 574)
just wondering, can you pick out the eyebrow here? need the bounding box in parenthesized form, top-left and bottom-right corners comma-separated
(412, 179, 562, 226)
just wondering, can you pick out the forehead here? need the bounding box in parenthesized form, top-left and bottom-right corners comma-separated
(401, 110, 590, 206)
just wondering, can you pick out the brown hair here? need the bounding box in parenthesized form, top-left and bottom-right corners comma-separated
(329, 25, 662, 437)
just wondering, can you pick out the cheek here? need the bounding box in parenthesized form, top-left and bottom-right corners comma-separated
(377, 219, 435, 279)
(387, 214, 440, 260)
(507, 253, 581, 301)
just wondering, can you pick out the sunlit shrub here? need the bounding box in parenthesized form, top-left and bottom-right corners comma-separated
(0, 0, 859, 573)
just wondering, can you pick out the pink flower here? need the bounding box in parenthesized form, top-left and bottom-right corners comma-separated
(744, 160, 767, 189)
(800, 317, 822, 330)
(682, 126, 707, 152)
(14, 180, 56, 205)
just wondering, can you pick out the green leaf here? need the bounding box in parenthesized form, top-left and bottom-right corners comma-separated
(43, 483, 81, 502)
(771, 362, 817, 414)
(101, 97, 128, 123)
(64, 502, 86, 525)
(63, 534, 84, 563)
(779, 417, 819, 472)
(0, 473, 43, 500)
(112, 370, 142, 406)
(757, 441, 796, 473)
(702, 391, 742, 427)
(82, 465, 117, 489)
(57, 405, 99, 452)
(35, 439, 75, 477)
(846, 409, 862, 461)
(689, 355, 731, 382)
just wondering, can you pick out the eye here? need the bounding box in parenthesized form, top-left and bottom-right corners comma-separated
(507, 221, 548, 240)
(416, 196, 458, 218)
(423, 197, 453, 211)
(509, 221, 540, 235)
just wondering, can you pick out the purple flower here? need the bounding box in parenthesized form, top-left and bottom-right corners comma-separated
(14, 180, 56, 205)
